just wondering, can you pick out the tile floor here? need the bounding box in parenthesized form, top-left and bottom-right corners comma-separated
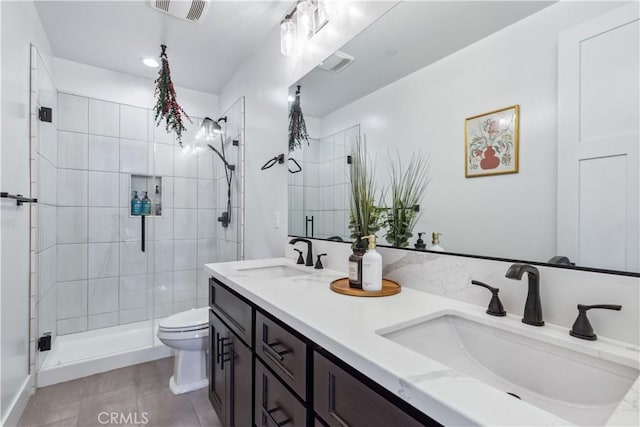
(18, 358, 221, 427)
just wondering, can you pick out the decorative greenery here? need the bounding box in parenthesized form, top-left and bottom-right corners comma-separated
(382, 151, 431, 247)
(288, 85, 309, 152)
(348, 136, 383, 246)
(153, 44, 191, 146)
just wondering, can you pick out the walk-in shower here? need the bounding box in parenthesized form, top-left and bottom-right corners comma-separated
(31, 46, 245, 385)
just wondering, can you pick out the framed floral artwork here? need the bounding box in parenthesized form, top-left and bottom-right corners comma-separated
(465, 105, 519, 178)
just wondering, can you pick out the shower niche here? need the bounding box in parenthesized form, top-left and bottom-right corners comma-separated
(129, 174, 163, 217)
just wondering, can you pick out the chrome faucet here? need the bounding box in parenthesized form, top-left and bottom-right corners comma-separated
(505, 263, 544, 326)
(289, 238, 313, 267)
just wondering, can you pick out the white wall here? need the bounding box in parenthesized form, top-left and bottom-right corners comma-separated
(316, 1, 625, 262)
(0, 0, 53, 423)
(52, 58, 218, 119)
(219, 1, 398, 260)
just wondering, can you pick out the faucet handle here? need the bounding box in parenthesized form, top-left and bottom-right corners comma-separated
(314, 253, 327, 270)
(570, 304, 622, 341)
(293, 248, 304, 265)
(471, 280, 506, 317)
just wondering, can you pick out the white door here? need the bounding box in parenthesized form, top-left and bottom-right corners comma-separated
(557, 3, 639, 272)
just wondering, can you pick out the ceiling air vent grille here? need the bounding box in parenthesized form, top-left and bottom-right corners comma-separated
(318, 51, 355, 73)
(186, 0, 206, 22)
(149, 0, 210, 23)
(155, 0, 170, 12)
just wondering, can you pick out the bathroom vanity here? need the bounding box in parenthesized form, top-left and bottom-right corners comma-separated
(206, 258, 639, 427)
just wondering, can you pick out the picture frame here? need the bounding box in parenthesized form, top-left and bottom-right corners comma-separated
(465, 105, 519, 178)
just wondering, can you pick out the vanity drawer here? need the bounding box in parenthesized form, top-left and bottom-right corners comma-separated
(314, 352, 427, 427)
(255, 311, 308, 400)
(209, 277, 253, 348)
(255, 359, 308, 427)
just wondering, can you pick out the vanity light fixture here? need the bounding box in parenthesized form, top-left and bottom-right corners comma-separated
(296, 0, 316, 40)
(142, 57, 160, 68)
(281, 18, 296, 56)
(280, 0, 331, 56)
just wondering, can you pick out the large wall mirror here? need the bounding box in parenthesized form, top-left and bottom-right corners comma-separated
(288, 1, 639, 274)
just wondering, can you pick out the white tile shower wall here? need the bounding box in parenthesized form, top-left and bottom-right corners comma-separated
(285, 239, 640, 345)
(52, 91, 241, 333)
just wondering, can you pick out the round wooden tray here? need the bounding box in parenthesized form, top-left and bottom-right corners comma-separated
(330, 278, 401, 297)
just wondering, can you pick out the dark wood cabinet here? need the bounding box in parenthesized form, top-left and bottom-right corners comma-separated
(209, 307, 252, 427)
(255, 311, 308, 400)
(210, 277, 253, 347)
(255, 359, 308, 427)
(209, 285, 253, 427)
(209, 277, 439, 427)
(313, 352, 427, 427)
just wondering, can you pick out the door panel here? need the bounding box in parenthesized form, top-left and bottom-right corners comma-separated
(209, 310, 229, 425)
(558, 3, 639, 271)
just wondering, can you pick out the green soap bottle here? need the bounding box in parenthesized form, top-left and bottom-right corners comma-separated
(141, 191, 152, 216)
(131, 191, 142, 216)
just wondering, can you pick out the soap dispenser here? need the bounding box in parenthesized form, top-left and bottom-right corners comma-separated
(348, 241, 365, 289)
(362, 235, 382, 291)
(430, 232, 444, 252)
(141, 191, 152, 216)
(131, 191, 142, 216)
(414, 232, 427, 250)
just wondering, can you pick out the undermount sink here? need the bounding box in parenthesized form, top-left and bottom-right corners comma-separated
(235, 264, 312, 280)
(378, 312, 639, 425)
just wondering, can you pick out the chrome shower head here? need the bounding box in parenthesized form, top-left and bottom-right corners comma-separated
(197, 117, 222, 140)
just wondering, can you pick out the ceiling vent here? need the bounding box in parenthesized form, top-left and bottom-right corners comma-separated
(318, 51, 355, 73)
(150, 0, 211, 23)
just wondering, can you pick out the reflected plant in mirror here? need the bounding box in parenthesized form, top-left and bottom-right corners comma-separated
(349, 137, 382, 246)
(382, 152, 431, 247)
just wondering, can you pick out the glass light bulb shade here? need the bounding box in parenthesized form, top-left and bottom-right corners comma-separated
(280, 19, 296, 56)
(296, 1, 316, 40)
(317, 0, 332, 24)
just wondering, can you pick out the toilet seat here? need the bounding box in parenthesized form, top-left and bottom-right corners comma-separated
(158, 307, 209, 333)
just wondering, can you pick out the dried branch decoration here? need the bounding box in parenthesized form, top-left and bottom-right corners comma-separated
(153, 44, 191, 146)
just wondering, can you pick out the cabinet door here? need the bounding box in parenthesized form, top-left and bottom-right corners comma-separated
(210, 310, 230, 425)
(255, 360, 308, 427)
(314, 352, 426, 427)
(229, 333, 252, 427)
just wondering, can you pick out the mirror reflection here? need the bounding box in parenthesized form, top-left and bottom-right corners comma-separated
(288, 0, 639, 273)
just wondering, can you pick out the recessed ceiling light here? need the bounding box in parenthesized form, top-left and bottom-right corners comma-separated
(386, 48, 399, 56)
(142, 57, 159, 68)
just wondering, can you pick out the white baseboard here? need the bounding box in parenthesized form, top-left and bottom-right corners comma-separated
(2, 374, 35, 427)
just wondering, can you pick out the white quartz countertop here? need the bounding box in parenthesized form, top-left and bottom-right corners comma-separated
(205, 258, 639, 427)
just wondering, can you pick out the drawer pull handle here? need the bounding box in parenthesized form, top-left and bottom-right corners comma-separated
(261, 406, 292, 427)
(262, 341, 292, 362)
(216, 335, 233, 370)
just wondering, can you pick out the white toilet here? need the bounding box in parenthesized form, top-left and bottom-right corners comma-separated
(157, 307, 209, 395)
